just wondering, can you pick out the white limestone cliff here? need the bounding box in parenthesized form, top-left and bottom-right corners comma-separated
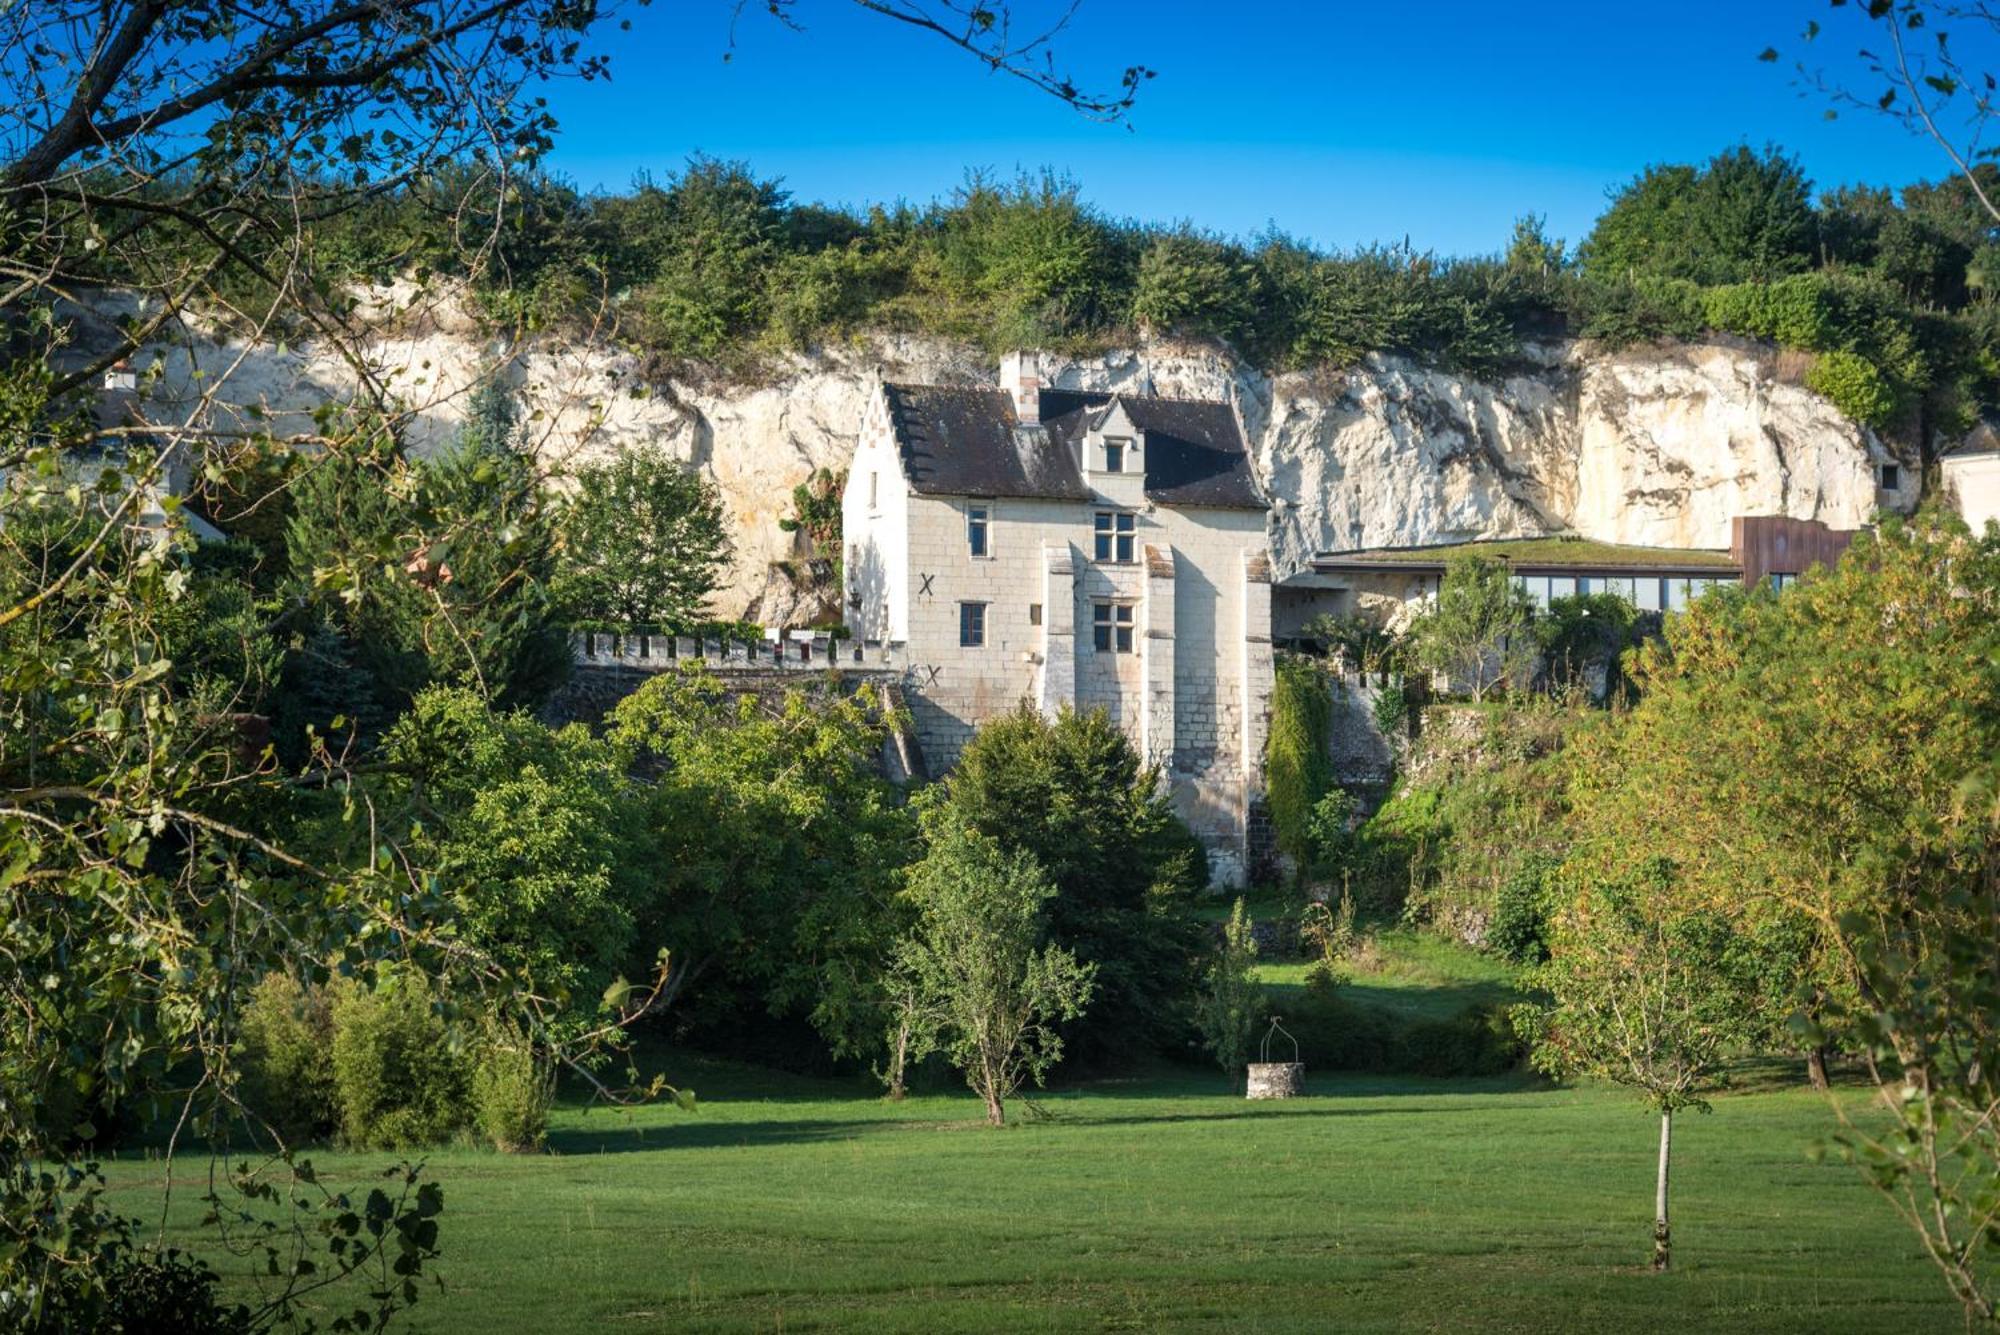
(89, 293, 1908, 618)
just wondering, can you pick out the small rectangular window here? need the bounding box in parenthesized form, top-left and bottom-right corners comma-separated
(869, 471, 879, 508)
(1028, 603, 1042, 626)
(1104, 438, 1126, 473)
(1115, 512, 1135, 564)
(1093, 511, 1113, 562)
(1092, 603, 1133, 653)
(1880, 463, 1901, 491)
(959, 602, 986, 647)
(967, 504, 989, 557)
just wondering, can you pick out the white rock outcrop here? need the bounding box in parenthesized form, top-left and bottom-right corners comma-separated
(91, 296, 1905, 617)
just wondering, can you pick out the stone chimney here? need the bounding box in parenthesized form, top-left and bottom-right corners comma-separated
(1000, 350, 1041, 425)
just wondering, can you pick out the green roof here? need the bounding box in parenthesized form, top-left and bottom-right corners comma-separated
(1314, 536, 1740, 573)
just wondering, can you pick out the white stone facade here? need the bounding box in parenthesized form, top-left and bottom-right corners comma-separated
(843, 372, 1275, 885)
(1944, 450, 2000, 536)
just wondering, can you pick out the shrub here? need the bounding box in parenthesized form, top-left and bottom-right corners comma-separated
(1371, 683, 1409, 737)
(1401, 1003, 1523, 1077)
(472, 1023, 554, 1153)
(1806, 349, 1898, 427)
(237, 973, 340, 1146)
(1488, 854, 1560, 965)
(330, 972, 471, 1150)
(1267, 657, 1334, 869)
(105, 1249, 251, 1335)
(1131, 230, 1256, 342)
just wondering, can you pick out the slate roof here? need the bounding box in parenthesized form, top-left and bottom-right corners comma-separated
(881, 383, 1265, 510)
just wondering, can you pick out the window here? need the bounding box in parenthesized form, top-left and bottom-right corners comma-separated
(958, 602, 986, 647)
(868, 471, 879, 508)
(1880, 463, 1901, 492)
(1092, 602, 1133, 653)
(1770, 572, 1798, 592)
(1093, 511, 1136, 563)
(1028, 603, 1042, 626)
(1103, 437, 1127, 473)
(967, 504, 989, 557)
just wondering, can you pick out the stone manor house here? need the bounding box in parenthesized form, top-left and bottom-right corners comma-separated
(842, 354, 1275, 884)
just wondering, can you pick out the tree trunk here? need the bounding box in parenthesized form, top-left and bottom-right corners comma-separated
(1805, 1045, 1829, 1092)
(1653, 1106, 1673, 1272)
(984, 1089, 1005, 1126)
(886, 1018, 910, 1101)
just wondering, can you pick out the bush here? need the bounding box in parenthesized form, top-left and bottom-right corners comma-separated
(1400, 1003, 1524, 1077)
(1131, 230, 1256, 342)
(237, 973, 340, 1146)
(472, 1023, 554, 1153)
(1806, 349, 1899, 427)
(1488, 854, 1560, 965)
(1267, 657, 1335, 869)
(105, 1250, 251, 1335)
(330, 972, 471, 1150)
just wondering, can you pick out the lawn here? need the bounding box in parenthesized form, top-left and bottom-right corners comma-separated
(103, 1052, 1955, 1333)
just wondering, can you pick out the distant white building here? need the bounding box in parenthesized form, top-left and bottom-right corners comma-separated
(1943, 428, 2000, 535)
(842, 353, 1275, 884)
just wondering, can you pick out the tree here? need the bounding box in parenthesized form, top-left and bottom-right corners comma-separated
(1804, 762, 2000, 1324)
(940, 704, 1208, 1064)
(1132, 228, 1259, 343)
(1536, 591, 1642, 700)
(605, 668, 916, 1053)
(893, 822, 1096, 1126)
(378, 689, 647, 1042)
(1563, 514, 2000, 1083)
(1580, 147, 1815, 284)
(555, 446, 730, 630)
(1406, 552, 1538, 701)
(1519, 867, 1808, 1271)
(1194, 900, 1263, 1088)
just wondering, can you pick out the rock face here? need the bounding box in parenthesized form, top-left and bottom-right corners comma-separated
(96, 296, 1906, 617)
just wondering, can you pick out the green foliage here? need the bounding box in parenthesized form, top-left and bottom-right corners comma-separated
(892, 821, 1096, 1125)
(606, 669, 915, 1056)
(1805, 349, 1899, 427)
(382, 689, 644, 1038)
(778, 466, 846, 590)
(1266, 657, 1335, 870)
(330, 972, 471, 1151)
(1131, 229, 1258, 342)
(1301, 612, 1399, 676)
(1581, 147, 1814, 285)
(104, 1249, 252, 1335)
(237, 974, 341, 1147)
(471, 1022, 554, 1153)
(636, 158, 788, 358)
(937, 704, 1207, 1065)
(1487, 854, 1560, 966)
(1194, 900, 1262, 1081)
(1537, 591, 1642, 698)
(1371, 683, 1409, 737)
(1406, 553, 1538, 701)
(937, 172, 1125, 347)
(554, 445, 730, 630)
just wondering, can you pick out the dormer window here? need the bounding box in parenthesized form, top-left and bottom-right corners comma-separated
(1103, 437, 1129, 473)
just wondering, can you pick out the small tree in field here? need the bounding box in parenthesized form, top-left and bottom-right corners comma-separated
(1407, 553, 1538, 701)
(1519, 868, 1804, 1271)
(895, 823, 1096, 1126)
(1194, 899, 1262, 1088)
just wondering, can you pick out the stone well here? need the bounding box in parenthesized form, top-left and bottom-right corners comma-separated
(1246, 1062, 1305, 1099)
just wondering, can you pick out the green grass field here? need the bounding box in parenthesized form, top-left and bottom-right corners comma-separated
(102, 1048, 1955, 1333)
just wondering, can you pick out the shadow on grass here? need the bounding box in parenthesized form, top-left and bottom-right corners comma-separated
(542, 1074, 1559, 1156)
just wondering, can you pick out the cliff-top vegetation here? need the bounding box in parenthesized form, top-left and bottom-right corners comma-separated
(132, 145, 2000, 436)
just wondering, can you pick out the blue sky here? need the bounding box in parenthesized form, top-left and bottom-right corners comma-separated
(539, 1, 1943, 257)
